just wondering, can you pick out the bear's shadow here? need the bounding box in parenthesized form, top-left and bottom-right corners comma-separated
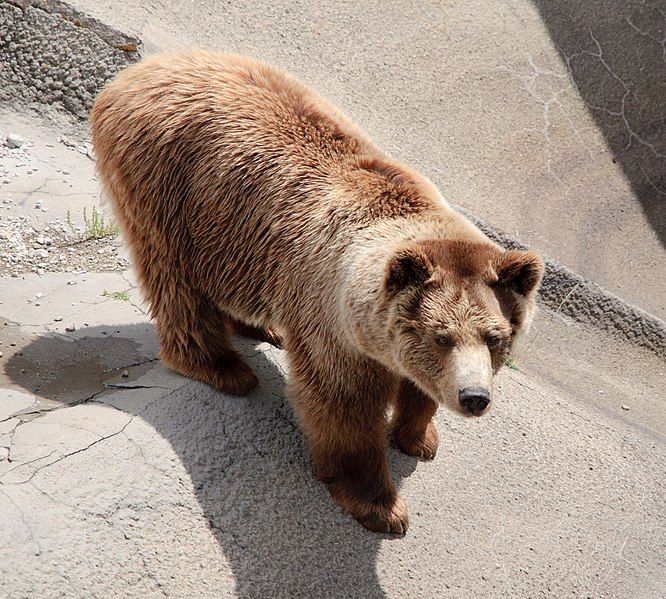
(5, 322, 419, 598)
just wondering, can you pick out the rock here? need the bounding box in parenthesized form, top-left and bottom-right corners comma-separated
(121, 370, 129, 378)
(58, 136, 77, 148)
(5, 133, 25, 149)
(65, 325, 75, 332)
(53, 316, 63, 322)
(621, 405, 630, 411)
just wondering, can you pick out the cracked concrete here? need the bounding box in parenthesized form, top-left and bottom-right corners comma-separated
(0, 277, 664, 596)
(1, 1, 665, 597)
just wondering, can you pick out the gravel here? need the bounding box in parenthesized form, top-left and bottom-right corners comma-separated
(0, 212, 129, 276)
(0, 0, 140, 119)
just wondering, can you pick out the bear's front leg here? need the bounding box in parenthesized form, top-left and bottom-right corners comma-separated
(289, 358, 408, 534)
(391, 379, 439, 460)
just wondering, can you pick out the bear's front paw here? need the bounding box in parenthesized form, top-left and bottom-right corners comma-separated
(393, 421, 439, 460)
(356, 494, 409, 535)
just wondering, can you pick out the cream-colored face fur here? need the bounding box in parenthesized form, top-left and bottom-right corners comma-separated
(390, 282, 514, 416)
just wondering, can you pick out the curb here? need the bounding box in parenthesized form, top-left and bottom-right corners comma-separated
(462, 207, 666, 357)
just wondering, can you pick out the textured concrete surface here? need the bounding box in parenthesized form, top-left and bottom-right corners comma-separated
(0, 0, 139, 118)
(0, 105, 100, 222)
(65, 0, 666, 319)
(1, 270, 665, 598)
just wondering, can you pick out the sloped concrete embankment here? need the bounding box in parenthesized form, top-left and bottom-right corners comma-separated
(1, 0, 663, 357)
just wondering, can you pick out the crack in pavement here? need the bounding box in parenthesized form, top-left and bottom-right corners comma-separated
(0, 381, 193, 486)
(0, 486, 44, 556)
(625, 10, 666, 61)
(559, 28, 666, 177)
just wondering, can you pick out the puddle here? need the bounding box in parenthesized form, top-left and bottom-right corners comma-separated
(4, 333, 155, 405)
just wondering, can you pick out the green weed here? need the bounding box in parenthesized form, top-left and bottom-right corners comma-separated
(83, 206, 117, 240)
(505, 355, 519, 370)
(102, 289, 130, 302)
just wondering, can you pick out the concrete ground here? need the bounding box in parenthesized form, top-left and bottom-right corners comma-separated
(1, 1, 665, 598)
(1, 267, 664, 598)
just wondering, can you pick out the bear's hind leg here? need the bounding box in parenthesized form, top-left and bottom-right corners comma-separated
(391, 379, 439, 460)
(153, 285, 258, 395)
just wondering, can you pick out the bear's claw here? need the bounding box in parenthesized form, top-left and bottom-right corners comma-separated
(356, 494, 409, 535)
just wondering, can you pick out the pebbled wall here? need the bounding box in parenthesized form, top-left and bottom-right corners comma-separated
(0, 0, 139, 118)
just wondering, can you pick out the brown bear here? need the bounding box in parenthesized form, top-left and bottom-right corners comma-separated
(91, 51, 544, 534)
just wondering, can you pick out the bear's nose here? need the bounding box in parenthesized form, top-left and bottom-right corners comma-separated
(459, 387, 490, 416)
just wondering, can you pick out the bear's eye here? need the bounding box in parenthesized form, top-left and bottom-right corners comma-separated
(486, 334, 502, 349)
(435, 334, 453, 348)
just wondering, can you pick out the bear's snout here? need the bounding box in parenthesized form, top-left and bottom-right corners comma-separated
(458, 387, 490, 416)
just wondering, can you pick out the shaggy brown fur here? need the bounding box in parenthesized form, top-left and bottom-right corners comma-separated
(91, 51, 544, 534)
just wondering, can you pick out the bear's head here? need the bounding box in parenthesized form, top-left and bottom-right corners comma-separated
(382, 239, 544, 416)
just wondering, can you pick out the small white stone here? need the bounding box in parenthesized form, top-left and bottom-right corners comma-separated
(5, 133, 25, 149)
(53, 316, 63, 322)
(621, 405, 630, 411)
(65, 325, 75, 332)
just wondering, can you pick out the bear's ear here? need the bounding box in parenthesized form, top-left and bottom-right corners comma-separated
(495, 250, 544, 297)
(385, 246, 433, 292)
